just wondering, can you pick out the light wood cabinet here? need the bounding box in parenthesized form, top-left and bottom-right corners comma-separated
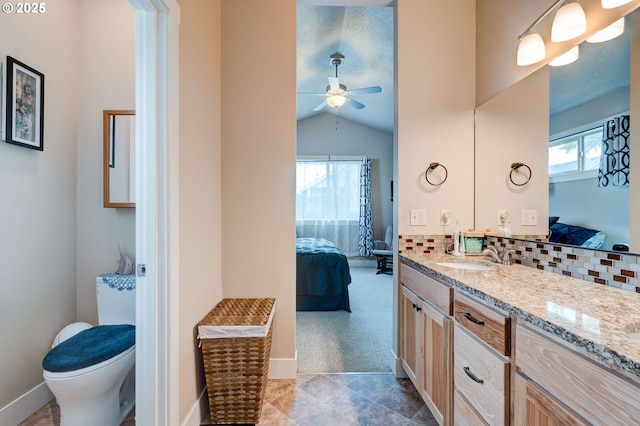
(400, 263, 453, 426)
(453, 292, 510, 426)
(513, 371, 589, 425)
(514, 324, 640, 425)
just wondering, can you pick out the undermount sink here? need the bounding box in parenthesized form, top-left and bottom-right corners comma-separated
(435, 262, 497, 271)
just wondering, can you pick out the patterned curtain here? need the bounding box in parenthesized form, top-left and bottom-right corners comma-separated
(358, 158, 374, 256)
(598, 114, 630, 187)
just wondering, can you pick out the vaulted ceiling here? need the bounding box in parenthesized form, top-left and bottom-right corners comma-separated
(296, 2, 395, 134)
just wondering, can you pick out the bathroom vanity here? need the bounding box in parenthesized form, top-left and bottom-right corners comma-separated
(399, 253, 640, 426)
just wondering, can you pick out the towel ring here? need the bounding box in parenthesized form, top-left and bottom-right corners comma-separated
(509, 162, 532, 186)
(425, 162, 448, 186)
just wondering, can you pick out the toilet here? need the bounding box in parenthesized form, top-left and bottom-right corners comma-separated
(42, 276, 136, 426)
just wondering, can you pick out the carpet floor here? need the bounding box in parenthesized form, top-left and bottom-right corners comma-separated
(296, 265, 393, 373)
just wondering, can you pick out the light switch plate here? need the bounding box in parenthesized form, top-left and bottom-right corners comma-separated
(521, 209, 538, 226)
(410, 209, 427, 226)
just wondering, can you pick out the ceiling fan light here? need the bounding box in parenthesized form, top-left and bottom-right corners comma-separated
(549, 45, 580, 66)
(586, 17, 625, 43)
(551, 2, 587, 42)
(327, 95, 347, 108)
(517, 32, 546, 66)
(601, 0, 633, 8)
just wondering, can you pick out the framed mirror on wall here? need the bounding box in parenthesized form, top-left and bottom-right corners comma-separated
(103, 109, 135, 208)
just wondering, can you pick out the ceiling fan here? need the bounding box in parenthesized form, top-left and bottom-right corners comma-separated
(298, 53, 382, 112)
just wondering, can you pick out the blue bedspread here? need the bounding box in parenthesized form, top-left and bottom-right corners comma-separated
(296, 238, 352, 311)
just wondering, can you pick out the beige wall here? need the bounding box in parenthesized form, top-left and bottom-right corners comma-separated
(396, 0, 476, 237)
(177, 0, 223, 421)
(76, 0, 136, 325)
(0, 0, 79, 413)
(220, 0, 297, 369)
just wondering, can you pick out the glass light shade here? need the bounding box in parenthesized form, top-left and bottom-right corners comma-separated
(601, 0, 633, 8)
(549, 45, 579, 66)
(326, 95, 347, 108)
(551, 2, 587, 42)
(517, 33, 546, 66)
(586, 18, 625, 43)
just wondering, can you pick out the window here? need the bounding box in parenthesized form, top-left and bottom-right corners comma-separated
(549, 126, 602, 180)
(295, 159, 362, 256)
(296, 160, 360, 221)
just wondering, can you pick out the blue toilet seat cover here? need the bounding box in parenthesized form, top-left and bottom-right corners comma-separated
(43, 324, 135, 373)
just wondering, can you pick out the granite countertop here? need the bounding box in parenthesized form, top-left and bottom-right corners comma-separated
(400, 252, 640, 383)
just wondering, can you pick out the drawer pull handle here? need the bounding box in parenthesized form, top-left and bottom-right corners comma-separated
(463, 366, 484, 384)
(416, 306, 422, 312)
(464, 312, 485, 325)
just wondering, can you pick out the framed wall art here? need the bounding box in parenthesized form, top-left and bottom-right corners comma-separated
(5, 56, 44, 151)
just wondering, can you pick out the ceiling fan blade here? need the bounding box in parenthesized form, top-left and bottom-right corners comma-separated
(328, 77, 340, 91)
(346, 98, 365, 110)
(312, 100, 328, 111)
(349, 86, 382, 96)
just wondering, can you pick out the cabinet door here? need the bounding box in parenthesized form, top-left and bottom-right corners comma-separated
(513, 372, 589, 426)
(401, 286, 421, 386)
(421, 301, 453, 426)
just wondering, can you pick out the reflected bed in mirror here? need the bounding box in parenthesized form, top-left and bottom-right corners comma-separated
(103, 110, 135, 208)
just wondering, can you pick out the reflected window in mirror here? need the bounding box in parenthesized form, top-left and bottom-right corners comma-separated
(103, 110, 135, 208)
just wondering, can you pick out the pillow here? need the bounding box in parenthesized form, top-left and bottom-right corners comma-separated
(550, 222, 599, 246)
(549, 216, 560, 226)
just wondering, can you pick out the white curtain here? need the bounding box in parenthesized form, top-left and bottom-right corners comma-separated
(296, 159, 362, 256)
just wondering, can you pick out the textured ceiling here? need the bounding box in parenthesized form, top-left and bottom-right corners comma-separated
(549, 14, 630, 117)
(296, 4, 395, 133)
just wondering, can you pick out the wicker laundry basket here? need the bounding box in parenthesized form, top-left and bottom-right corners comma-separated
(198, 298, 275, 425)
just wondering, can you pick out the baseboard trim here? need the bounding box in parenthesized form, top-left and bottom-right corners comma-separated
(0, 382, 53, 426)
(389, 348, 407, 378)
(182, 387, 208, 426)
(268, 352, 298, 379)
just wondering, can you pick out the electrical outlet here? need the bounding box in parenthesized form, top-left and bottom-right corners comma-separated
(440, 209, 452, 226)
(522, 209, 538, 226)
(498, 209, 510, 226)
(410, 209, 427, 226)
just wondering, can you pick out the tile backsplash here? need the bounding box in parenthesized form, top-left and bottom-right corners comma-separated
(399, 234, 640, 293)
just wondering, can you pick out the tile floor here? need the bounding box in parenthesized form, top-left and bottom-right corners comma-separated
(20, 373, 436, 426)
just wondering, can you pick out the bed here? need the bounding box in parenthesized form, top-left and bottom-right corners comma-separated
(549, 217, 605, 249)
(296, 237, 352, 312)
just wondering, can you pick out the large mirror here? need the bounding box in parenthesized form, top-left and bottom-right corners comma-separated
(103, 110, 135, 208)
(476, 7, 639, 253)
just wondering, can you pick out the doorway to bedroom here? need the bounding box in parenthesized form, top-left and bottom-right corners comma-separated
(295, 2, 395, 374)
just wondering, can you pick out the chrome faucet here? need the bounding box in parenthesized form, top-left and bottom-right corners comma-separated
(502, 249, 516, 266)
(482, 246, 501, 264)
(482, 246, 515, 266)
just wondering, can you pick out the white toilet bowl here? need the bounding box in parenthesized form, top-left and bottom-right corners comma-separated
(42, 324, 135, 426)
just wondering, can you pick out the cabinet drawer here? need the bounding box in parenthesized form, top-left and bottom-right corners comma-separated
(454, 325, 509, 426)
(454, 391, 488, 426)
(516, 324, 640, 425)
(401, 263, 453, 315)
(454, 292, 510, 356)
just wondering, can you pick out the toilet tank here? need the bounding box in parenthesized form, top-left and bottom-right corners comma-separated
(96, 275, 136, 325)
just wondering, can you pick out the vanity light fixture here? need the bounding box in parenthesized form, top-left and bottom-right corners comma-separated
(516, 0, 565, 66)
(549, 45, 580, 66)
(601, 0, 633, 8)
(517, 32, 547, 66)
(586, 17, 625, 42)
(551, 1, 587, 42)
